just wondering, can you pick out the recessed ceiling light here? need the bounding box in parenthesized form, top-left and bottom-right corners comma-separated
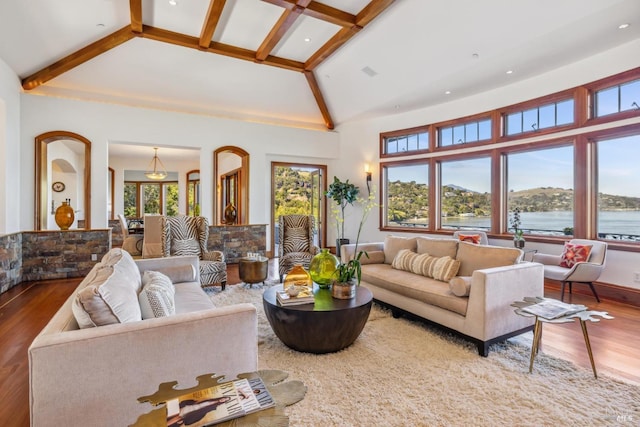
(96, 23, 105, 27)
(472, 53, 479, 59)
(445, 91, 451, 95)
(618, 23, 630, 29)
(168, 0, 178, 5)
(304, 37, 311, 43)
(506, 70, 513, 74)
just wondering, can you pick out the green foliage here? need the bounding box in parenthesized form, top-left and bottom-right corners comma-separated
(326, 176, 360, 239)
(333, 250, 367, 283)
(273, 167, 315, 218)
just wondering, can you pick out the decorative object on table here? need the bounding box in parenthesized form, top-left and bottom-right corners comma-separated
(276, 285, 314, 306)
(133, 370, 306, 427)
(54, 199, 74, 230)
(223, 202, 237, 224)
(512, 296, 614, 378)
(309, 248, 338, 288)
(51, 181, 65, 192)
(332, 250, 367, 299)
(509, 207, 525, 248)
(282, 264, 312, 288)
(325, 176, 360, 256)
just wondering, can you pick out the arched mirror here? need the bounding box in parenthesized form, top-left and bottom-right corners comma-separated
(186, 170, 200, 216)
(214, 146, 249, 225)
(35, 131, 91, 230)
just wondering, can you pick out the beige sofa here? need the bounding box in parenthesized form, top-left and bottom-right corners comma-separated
(341, 236, 544, 356)
(29, 249, 257, 427)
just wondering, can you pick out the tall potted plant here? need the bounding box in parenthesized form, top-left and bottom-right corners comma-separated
(325, 176, 360, 256)
(510, 207, 525, 248)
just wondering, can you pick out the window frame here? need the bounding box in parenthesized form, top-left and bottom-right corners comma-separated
(380, 124, 432, 158)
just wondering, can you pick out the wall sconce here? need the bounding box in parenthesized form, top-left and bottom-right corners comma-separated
(364, 164, 372, 195)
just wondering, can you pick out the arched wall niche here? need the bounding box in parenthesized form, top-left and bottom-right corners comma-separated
(213, 146, 249, 225)
(35, 131, 91, 230)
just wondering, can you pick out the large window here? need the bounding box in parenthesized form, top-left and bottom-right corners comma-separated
(440, 158, 491, 230)
(124, 181, 179, 218)
(507, 146, 574, 236)
(382, 129, 429, 155)
(596, 134, 640, 241)
(438, 118, 491, 147)
(383, 163, 429, 228)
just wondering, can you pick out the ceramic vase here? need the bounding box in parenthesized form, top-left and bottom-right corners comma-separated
(331, 278, 357, 299)
(55, 201, 74, 230)
(224, 203, 237, 224)
(309, 248, 338, 288)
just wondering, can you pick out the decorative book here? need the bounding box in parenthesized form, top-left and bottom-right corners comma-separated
(520, 298, 587, 320)
(276, 286, 314, 306)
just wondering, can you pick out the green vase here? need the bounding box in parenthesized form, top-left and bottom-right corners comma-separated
(309, 249, 338, 288)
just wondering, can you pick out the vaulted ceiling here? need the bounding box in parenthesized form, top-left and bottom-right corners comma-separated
(1, 0, 639, 131)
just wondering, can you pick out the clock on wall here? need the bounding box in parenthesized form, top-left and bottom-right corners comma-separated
(52, 181, 65, 192)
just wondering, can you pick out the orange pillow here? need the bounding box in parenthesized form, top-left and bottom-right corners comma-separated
(458, 234, 481, 244)
(559, 242, 592, 268)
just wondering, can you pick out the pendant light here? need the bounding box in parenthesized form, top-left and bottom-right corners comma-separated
(145, 147, 168, 180)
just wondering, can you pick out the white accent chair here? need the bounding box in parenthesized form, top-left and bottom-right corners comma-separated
(118, 214, 142, 256)
(532, 239, 607, 302)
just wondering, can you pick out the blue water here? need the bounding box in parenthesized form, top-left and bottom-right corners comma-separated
(439, 211, 640, 236)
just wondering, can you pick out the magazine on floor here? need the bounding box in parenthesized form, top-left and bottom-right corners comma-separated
(521, 299, 587, 320)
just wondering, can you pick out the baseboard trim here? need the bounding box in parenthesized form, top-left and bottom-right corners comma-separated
(545, 280, 640, 308)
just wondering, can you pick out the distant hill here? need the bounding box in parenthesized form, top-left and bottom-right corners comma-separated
(509, 187, 640, 211)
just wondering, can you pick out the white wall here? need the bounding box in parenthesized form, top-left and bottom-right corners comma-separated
(0, 57, 21, 234)
(332, 39, 640, 291)
(19, 95, 340, 250)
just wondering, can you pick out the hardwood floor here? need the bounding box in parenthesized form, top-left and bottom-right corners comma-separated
(1, 262, 638, 425)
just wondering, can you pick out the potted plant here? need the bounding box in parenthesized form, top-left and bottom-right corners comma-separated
(325, 176, 360, 256)
(510, 207, 525, 248)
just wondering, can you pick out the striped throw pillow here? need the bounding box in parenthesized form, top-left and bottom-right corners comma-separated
(391, 249, 418, 272)
(412, 253, 461, 282)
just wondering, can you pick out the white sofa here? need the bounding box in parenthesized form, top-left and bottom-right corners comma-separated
(29, 249, 257, 427)
(342, 235, 544, 356)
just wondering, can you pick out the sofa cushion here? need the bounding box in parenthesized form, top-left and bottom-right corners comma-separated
(449, 276, 473, 297)
(72, 249, 143, 328)
(360, 250, 385, 265)
(139, 271, 176, 319)
(457, 234, 481, 244)
(559, 242, 592, 268)
(412, 253, 461, 282)
(362, 264, 468, 316)
(173, 282, 216, 313)
(416, 237, 458, 258)
(384, 235, 417, 264)
(456, 241, 522, 276)
(153, 264, 198, 283)
(391, 249, 418, 271)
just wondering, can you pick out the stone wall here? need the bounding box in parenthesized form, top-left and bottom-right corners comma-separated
(0, 233, 22, 293)
(208, 224, 267, 263)
(20, 229, 111, 282)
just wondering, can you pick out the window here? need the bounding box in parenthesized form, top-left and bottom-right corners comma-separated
(124, 181, 179, 218)
(438, 118, 491, 147)
(383, 163, 429, 228)
(505, 99, 574, 136)
(595, 78, 640, 117)
(440, 157, 491, 230)
(596, 134, 640, 241)
(507, 146, 574, 236)
(383, 130, 429, 155)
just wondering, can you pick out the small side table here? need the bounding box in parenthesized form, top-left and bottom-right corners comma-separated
(239, 256, 269, 286)
(512, 297, 613, 378)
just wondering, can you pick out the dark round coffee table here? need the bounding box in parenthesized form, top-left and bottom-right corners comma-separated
(263, 284, 373, 354)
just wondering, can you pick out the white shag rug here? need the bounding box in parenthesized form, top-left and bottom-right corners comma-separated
(208, 284, 640, 426)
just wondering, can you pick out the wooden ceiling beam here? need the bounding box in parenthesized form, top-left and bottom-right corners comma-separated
(304, 70, 334, 130)
(261, 0, 355, 27)
(22, 26, 135, 90)
(256, 1, 310, 61)
(304, 26, 360, 71)
(129, 0, 143, 33)
(199, 0, 227, 49)
(141, 26, 305, 72)
(356, 0, 396, 27)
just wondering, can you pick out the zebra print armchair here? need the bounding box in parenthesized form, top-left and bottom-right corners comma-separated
(278, 214, 321, 282)
(162, 215, 228, 290)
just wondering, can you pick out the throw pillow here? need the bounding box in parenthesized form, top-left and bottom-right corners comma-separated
(391, 249, 418, 271)
(457, 234, 481, 244)
(139, 271, 176, 319)
(456, 241, 522, 276)
(152, 264, 197, 283)
(411, 254, 461, 282)
(449, 276, 473, 297)
(171, 239, 201, 257)
(359, 250, 386, 265)
(283, 226, 310, 253)
(415, 237, 458, 258)
(559, 242, 593, 268)
(384, 235, 417, 264)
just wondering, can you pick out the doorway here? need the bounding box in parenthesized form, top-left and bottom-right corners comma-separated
(271, 162, 327, 257)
